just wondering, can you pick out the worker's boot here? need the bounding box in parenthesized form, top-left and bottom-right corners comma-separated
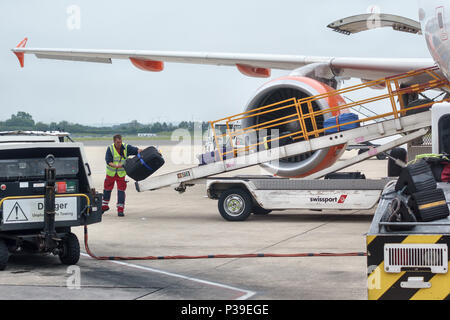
(117, 203, 124, 217)
(101, 199, 110, 213)
(117, 190, 125, 217)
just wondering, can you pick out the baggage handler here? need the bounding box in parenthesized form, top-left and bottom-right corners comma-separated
(102, 134, 142, 217)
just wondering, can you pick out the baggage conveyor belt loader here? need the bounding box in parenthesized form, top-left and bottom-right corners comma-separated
(135, 68, 450, 222)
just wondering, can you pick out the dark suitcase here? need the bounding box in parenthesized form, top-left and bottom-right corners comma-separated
(324, 172, 366, 180)
(419, 155, 450, 182)
(124, 146, 165, 181)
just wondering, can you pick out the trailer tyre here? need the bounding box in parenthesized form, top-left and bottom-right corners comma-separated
(218, 188, 253, 221)
(388, 148, 407, 177)
(59, 233, 80, 265)
(0, 240, 9, 271)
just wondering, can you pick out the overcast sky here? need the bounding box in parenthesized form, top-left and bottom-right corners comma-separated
(0, 0, 430, 125)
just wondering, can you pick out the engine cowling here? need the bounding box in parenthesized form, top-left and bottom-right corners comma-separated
(242, 76, 347, 178)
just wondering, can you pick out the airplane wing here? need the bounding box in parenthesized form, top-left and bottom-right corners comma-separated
(12, 38, 436, 81)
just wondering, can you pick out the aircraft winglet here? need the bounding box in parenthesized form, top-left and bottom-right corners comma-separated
(13, 38, 28, 68)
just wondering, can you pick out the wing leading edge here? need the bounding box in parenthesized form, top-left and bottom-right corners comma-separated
(12, 38, 435, 81)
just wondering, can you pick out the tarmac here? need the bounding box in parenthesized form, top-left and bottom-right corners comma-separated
(0, 143, 388, 300)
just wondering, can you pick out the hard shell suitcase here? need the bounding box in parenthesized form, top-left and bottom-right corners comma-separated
(338, 113, 360, 131)
(124, 146, 165, 181)
(324, 117, 339, 134)
(324, 113, 359, 134)
(198, 146, 233, 165)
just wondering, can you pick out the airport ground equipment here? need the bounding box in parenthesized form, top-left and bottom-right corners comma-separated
(136, 67, 449, 193)
(207, 176, 392, 221)
(367, 104, 450, 300)
(367, 182, 450, 300)
(0, 132, 103, 270)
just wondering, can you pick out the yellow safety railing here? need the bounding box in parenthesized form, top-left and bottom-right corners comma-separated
(209, 66, 450, 159)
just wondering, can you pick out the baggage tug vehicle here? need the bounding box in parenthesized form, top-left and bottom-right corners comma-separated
(0, 131, 103, 270)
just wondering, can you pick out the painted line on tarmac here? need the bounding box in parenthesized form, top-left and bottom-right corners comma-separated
(80, 253, 256, 300)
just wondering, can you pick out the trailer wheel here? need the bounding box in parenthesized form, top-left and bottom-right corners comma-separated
(218, 188, 253, 221)
(59, 233, 80, 265)
(253, 205, 272, 215)
(0, 240, 9, 271)
(388, 148, 407, 177)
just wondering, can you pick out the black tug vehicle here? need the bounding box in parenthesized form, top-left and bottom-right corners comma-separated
(0, 131, 103, 270)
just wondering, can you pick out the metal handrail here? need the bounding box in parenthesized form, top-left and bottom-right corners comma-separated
(209, 67, 450, 158)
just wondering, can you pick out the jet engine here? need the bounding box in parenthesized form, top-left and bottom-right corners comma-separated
(242, 76, 347, 178)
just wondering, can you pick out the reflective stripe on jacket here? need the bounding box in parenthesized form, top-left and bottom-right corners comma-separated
(106, 143, 128, 177)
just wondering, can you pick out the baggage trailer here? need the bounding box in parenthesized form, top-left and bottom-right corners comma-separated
(367, 182, 450, 300)
(0, 132, 103, 270)
(366, 103, 450, 300)
(206, 175, 393, 221)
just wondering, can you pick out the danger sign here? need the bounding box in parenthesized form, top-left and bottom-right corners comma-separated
(6, 202, 28, 222)
(2, 197, 77, 224)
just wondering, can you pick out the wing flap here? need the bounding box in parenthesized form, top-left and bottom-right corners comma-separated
(35, 53, 112, 64)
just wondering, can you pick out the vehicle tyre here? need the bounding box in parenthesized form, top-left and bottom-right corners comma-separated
(0, 240, 9, 271)
(218, 188, 253, 221)
(59, 233, 80, 265)
(252, 205, 272, 215)
(388, 148, 407, 177)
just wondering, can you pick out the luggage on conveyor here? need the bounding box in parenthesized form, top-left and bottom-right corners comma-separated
(324, 113, 360, 134)
(124, 146, 165, 181)
(198, 146, 233, 166)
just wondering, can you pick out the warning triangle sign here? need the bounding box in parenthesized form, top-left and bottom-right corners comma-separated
(6, 202, 28, 222)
